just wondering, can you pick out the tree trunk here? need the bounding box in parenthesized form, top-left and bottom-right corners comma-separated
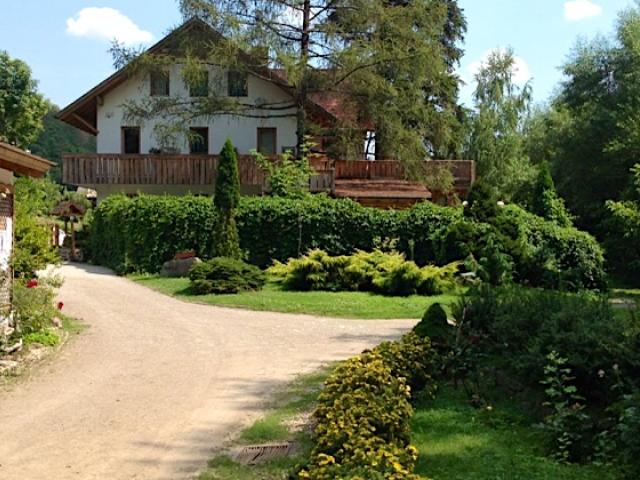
(296, 0, 312, 158)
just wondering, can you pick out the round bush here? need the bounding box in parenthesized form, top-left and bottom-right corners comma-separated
(188, 257, 265, 295)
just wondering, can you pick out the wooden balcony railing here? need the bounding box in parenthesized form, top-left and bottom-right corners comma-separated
(333, 159, 476, 188)
(62, 154, 474, 194)
(62, 154, 270, 187)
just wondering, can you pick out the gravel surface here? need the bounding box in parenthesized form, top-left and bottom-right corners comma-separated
(0, 264, 416, 480)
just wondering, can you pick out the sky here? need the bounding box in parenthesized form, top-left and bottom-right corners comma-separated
(0, 0, 636, 109)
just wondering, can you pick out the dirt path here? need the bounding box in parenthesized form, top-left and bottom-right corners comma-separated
(0, 264, 416, 480)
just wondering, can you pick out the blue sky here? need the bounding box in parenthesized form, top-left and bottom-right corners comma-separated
(0, 0, 635, 108)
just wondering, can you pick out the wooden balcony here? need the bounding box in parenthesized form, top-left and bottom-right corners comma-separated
(62, 154, 269, 187)
(62, 154, 475, 206)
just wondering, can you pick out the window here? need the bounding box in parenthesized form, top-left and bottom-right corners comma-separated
(189, 127, 209, 155)
(190, 71, 209, 97)
(150, 71, 170, 96)
(122, 127, 141, 154)
(228, 70, 248, 97)
(257, 128, 277, 155)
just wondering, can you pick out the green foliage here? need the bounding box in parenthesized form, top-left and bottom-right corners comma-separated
(529, 163, 573, 227)
(214, 139, 242, 258)
(29, 102, 96, 180)
(604, 164, 640, 280)
(413, 303, 451, 343)
(440, 205, 605, 290)
(466, 48, 535, 198)
(23, 329, 60, 347)
(0, 50, 47, 148)
(451, 285, 640, 466)
(454, 285, 635, 400)
(600, 390, 640, 477)
(254, 144, 314, 199)
(12, 278, 60, 335)
(237, 195, 400, 267)
(215, 139, 240, 212)
(269, 249, 461, 297)
(541, 352, 590, 463)
(463, 179, 500, 223)
(297, 333, 436, 480)
(268, 249, 353, 292)
(88, 195, 605, 290)
(188, 257, 265, 294)
(12, 177, 60, 278)
(89, 195, 217, 273)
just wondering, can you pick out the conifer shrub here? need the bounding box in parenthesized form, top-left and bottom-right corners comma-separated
(268, 249, 461, 296)
(188, 257, 265, 295)
(213, 139, 241, 259)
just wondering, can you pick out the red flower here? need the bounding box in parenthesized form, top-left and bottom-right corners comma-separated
(26, 279, 39, 289)
(57, 302, 64, 311)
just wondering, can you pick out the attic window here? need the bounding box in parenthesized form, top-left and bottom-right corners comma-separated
(228, 70, 248, 97)
(150, 71, 170, 97)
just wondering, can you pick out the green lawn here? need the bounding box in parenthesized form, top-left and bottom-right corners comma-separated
(199, 368, 331, 480)
(412, 387, 620, 480)
(131, 275, 458, 319)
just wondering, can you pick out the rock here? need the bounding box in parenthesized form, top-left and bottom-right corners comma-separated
(52, 316, 63, 328)
(0, 360, 18, 375)
(160, 257, 202, 278)
(1, 339, 22, 354)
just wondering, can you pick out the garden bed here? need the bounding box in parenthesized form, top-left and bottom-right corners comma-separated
(130, 275, 458, 319)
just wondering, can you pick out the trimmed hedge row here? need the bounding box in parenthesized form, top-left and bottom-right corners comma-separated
(297, 333, 436, 480)
(88, 194, 606, 290)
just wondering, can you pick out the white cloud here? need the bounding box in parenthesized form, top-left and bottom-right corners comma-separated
(66, 7, 154, 46)
(564, 0, 603, 22)
(466, 48, 532, 86)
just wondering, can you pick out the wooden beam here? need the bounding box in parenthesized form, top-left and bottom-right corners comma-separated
(71, 113, 99, 136)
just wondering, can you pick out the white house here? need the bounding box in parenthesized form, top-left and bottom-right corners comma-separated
(58, 18, 476, 206)
(57, 18, 343, 199)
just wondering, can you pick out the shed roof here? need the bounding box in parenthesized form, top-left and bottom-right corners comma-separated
(0, 142, 55, 178)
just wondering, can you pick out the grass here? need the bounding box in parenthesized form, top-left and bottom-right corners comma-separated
(130, 275, 458, 319)
(412, 386, 620, 480)
(198, 368, 332, 480)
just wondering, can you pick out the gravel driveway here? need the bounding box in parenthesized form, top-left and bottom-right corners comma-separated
(0, 264, 416, 480)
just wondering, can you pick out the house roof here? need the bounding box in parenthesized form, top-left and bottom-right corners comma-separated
(0, 142, 55, 178)
(57, 17, 342, 134)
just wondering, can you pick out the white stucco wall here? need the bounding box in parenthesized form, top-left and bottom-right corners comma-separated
(96, 64, 298, 155)
(0, 167, 14, 272)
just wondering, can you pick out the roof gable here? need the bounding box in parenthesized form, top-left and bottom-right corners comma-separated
(57, 18, 339, 135)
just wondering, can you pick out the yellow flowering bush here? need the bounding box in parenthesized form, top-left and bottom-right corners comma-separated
(297, 333, 436, 479)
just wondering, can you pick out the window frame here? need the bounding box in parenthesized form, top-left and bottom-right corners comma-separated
(257, 127, 277, 155)
(189, 70, 209, 98)
(150, 70, 170, 97)
(121, 127, 141, 154)
(189, 127, 209, 155)
(227, 70, 248, 97)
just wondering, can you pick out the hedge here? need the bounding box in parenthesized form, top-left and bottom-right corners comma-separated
(297, 333, 437, 479)
(87, 194, 606, 291)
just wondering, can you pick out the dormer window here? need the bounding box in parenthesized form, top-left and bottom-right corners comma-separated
(190, 71, 209, 97)
(228, 70, 248, 97)
(150, 71, 170, 97)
